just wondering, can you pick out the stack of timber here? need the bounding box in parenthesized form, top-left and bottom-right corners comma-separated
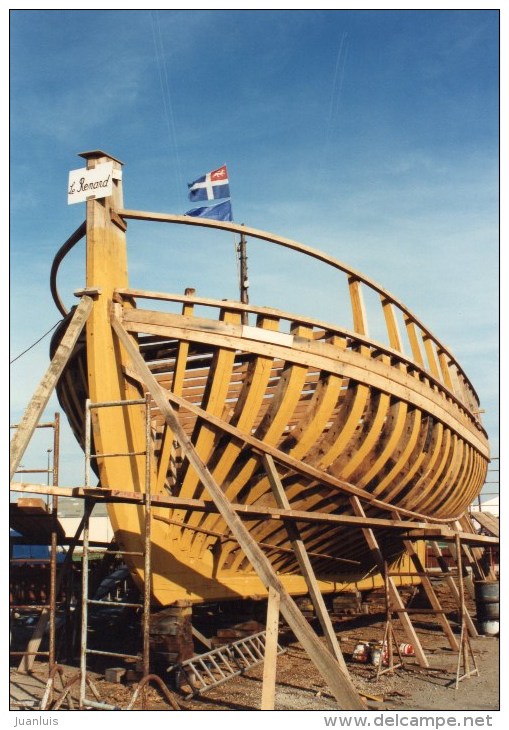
(149, 601, 194, 666)
(47, 151, 490, 609)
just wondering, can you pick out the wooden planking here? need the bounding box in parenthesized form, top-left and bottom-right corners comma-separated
(260, 586, 281, 710)
(470, 511, 499, 538)
(422, 336, 441, 381)
(372, 410, 424, 503)
(119, 308, 488, 455)
(120, 282, 482, 418)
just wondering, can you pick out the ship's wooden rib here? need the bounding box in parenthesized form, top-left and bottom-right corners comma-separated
(49, 162, 489, 606)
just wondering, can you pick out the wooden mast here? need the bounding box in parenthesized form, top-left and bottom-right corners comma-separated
(81, 150, 154, 565)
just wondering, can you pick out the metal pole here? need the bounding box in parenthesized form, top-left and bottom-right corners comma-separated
(142, 394, 153, 708)
(79, 499, 93, 709)
(238, 232, 249, 324)
(84, 399, 91, 488)
(48, 413, 60, 670)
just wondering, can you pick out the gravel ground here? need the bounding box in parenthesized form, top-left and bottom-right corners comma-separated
(9, 582, 500, 713)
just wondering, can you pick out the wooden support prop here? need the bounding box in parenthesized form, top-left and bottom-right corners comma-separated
(428, 540, 478, 638)
(262, 453, 348, 673)
(350, 496, 429, 668)
(390, 508, 461, 653)
(403, 540, 459, 652)
(454, 534, 479, 687)
(261, 586, 281, 710)
(10, 295, 94, 480)
(111, 310, 364, 710)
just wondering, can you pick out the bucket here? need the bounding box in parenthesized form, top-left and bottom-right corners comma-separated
(398, 643, 415, 656)
(477, 620, 499, 637)
(352, 643, 369, 663)
(370, 642, 388, 666)
(474, 581, 499, 633)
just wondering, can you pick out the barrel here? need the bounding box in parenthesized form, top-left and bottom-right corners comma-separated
(474, 580, 499, 635)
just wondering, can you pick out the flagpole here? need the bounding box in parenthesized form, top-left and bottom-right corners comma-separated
(238, 229, 249, 324)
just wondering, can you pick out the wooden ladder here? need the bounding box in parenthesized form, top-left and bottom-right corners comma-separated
(179, 631, 285, 698)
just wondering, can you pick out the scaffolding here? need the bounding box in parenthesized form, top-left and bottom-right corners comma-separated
(78, 394, 155, 710)
(10, 414, 61, 674)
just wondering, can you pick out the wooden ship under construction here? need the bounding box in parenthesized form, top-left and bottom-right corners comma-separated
(34, 150, 489, 613)
(9, 150, 497, 709)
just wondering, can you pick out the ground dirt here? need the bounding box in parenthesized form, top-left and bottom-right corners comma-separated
(9, 580, 500, 713)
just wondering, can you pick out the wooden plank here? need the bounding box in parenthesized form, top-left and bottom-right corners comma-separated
(369, 409, 422, 499)
(469, 511, 499, 538)
(92, 357, 481, 526)
(194, 316, 280, 547)
(404, 317, 425, 367)
(10, 295, 93, 480)
(156, 296, 195, 491)
(263, 454, 348, 673)
(338, 390, 391, 480)
(260, 586, 280, 710)
(422, 336, 441, 380)
(348, 277, 368, 335)
(13, 482, 498, 544)
(382, 298, 403, 351)
(111, 310, 365, 710)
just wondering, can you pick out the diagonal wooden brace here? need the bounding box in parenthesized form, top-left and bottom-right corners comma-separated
(262, 453, 349, 673)
(10, 295, 94, 480)
(111, 308, 365, 710)
(350, 495, 429, 667)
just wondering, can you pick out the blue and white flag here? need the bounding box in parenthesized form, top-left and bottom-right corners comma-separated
(188, 165, 230, 201)
(185, 199, 233, 222)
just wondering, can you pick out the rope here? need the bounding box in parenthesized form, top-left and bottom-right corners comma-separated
(10, 321, 61, 365)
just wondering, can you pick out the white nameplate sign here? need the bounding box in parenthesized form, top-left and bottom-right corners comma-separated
(68, 162, 114, 204)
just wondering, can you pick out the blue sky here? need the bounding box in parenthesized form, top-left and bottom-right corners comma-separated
(9, 9, 500, 498)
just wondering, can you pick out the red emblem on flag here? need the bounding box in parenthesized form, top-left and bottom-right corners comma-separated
(211, 165, 228, 181)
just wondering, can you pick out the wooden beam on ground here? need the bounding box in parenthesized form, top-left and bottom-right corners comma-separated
(262, 453, 348, 672)
(261, 586, 281, 711)
(111, 309, 365, 710)
(10, 295, 94, 480)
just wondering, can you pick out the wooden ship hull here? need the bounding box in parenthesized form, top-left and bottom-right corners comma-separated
(51, 152, 490, 607)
